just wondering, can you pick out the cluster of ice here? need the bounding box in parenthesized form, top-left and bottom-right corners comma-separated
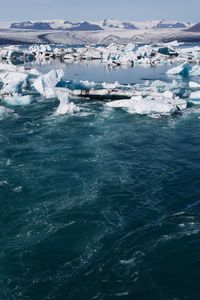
(0, 45, 57, 63)
(106, 84, 187, 116)
(29, 44, 57, 60)
(0, 63, 79, 115)
(0, 42, 199, 69)
(54, 42, 200, 67)
(0, 62, 41, 106)
(0, 46, 34, 62)
(100, 42, 200, 67)
(0, 41, 200, 118)
(56, 74, 200, 115)
(166, 63, 200, 105)
(1, 60, 199, 118)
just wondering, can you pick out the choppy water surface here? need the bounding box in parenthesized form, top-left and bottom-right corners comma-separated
(1, 57, 200, 300)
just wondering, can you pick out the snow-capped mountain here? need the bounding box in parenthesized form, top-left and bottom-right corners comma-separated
(96, 19, 190, 30)
(101, 19, 137, 29)
(186, 22, 200, 32)
(10, 20, 103, 31)
(132, 20, 190, 29)
(156, 20, 190, 29)
(10, 21, 52, 30)
(68, 22, 103, 31)
(1, 19, 191, 31)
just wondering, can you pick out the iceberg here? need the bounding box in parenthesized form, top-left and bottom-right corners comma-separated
(33, 69, 64, 99)
(0, 72, 28, 94)
(106, 91, 187, 116)
(0, 41, 196, 71)
(162, 40, 181, 47)
(0, 46, 24, 60)
(64, 80, 121, 91)
(29, 44, 54, 60)
(102, 82, 120, 89)
(189, 82, 200, 89)
(124, 43, 136, 53)
(72, 88, 135, 99)
(167, 64, 200, 77)
(190, 65, 200, 76)
(189, 91, 200, 104)
(63, 80, 98, 91)
(107, 97, 176, 115)
(54, 89, 79, 115)
(2, 94, 32, 106)
(167, 63, 192, 76)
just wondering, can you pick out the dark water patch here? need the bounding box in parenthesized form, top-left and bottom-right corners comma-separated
(1, 59, 200, 299)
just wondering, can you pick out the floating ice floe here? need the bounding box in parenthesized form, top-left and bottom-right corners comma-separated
(61, 79, 137, 100)
(189, 91, 200, 104)
(190, 65, 200, 76)
(107, 98, 176, 115)
(33, 69, 64, 99)
(167, 63, 200, 76)
(106, 91, 187, 116)
(189, 82, 200, 89)
(0, 71, 32, 105)
(0, 72, 28, 94)
(65, 78, 191, 103)
(0, 46, 24, 60)
(2, 94, 32, 106)
(29, 44, 55, 60)
(0, 46, 35, 63)
(167, 63, 192, 76)
(54, 89, 79, 115)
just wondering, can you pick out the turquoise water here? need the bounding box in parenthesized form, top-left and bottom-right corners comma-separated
(1, 59, 200, 299)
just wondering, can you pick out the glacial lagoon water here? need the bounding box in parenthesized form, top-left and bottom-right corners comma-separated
(1, 57, 200, 299)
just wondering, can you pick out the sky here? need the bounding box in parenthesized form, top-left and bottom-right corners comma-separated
(1, 0, 199, 23)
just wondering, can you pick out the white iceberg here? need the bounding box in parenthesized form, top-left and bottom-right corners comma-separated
(167, 63, 200, 77)
(167, 63, 192, 76)
(0, 46, 24, 60)
(107, 97, 176, 115)
(163, 40, 181, 48)
(189, 82, 200, 89)
(54, 89, 79, 115)
(0, 71, 28, 94)
(106, 91, 187, 116)
(190, 65, 200, 76)
(33, 69, 64, 99)
(124, 43, 136, 53)
(189, 91, 200, 104)
(2, 94, 32, 106)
